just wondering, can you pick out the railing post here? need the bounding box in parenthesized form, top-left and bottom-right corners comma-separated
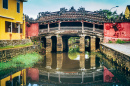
(93, 22, 95, 31)
(81, 21, 84, 33)
(48, 23, 50, 32)
(58, 22, 61, 30)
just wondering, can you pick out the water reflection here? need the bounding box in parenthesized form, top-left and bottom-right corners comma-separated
(1, 52, 130, 86)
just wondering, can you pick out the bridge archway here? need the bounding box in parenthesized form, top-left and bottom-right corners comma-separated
(41, 37, 46, 48)
(51, 36, 57, 52)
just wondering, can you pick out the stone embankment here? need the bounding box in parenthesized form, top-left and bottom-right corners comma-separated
(0, 39, 41, 61)
(100, 43, 130, 72)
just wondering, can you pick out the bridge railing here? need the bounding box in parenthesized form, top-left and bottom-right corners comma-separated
(61, 27, 82, 30)
(39, 26, 103, 34)
(50, 27, 58, 31)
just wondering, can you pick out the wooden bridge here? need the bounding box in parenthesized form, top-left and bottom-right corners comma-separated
(35, 7, 107, 53)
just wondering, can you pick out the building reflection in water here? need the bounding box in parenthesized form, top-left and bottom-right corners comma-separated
(0, 69, 26, 86)
(27, 68, 39, 82)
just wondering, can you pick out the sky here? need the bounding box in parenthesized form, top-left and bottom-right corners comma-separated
(23, 0, 130, 19)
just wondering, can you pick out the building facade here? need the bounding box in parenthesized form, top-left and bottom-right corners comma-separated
(26, 23, 39, 38)
(0, 0, 27, 40)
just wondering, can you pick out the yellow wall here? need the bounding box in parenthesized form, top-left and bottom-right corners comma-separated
(0, 69, 26, 86)
(0, 0, 25, 40)
(125, 7, 130, 19)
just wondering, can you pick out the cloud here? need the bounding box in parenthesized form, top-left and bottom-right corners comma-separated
(23, 0, 127, 19)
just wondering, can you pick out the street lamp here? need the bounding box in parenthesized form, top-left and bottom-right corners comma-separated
(110, 6, 119, 11)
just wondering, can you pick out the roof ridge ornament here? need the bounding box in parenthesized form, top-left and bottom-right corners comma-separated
(69, 6, 76, 12)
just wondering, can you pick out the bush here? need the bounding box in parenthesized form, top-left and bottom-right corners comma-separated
(116, 39, 126, 44)
(108, 41, 113, 43)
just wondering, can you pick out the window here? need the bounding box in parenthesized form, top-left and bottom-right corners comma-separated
(17, 2, 20, 13)
(20, 24, 23, 33)
(5, 21, 11, 32)
(3, 0, 8, 9)
(12, 23, 19, 33)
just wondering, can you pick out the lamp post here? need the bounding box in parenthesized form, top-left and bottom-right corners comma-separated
(110, 6, 119, 11)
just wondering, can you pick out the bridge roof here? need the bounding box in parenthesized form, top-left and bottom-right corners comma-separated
(33, 7, 109, 24)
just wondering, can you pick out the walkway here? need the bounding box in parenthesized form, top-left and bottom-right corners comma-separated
(102, 43, 130, 57)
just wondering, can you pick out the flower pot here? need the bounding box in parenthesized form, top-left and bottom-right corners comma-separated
(10, 33, 12, 40)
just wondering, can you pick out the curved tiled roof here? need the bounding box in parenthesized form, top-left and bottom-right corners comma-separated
(36, 7, 108, 24)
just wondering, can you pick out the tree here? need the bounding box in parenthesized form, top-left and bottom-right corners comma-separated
(98, 9, 119, 22)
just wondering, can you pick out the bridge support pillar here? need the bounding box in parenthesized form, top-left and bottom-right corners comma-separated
(57, 35, 63, 52)
(90, 36, 96, 51)
(80, 35, 85, 53)
(46, 36, 52, 53)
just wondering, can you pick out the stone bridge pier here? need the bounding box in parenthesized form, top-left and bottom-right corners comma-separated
(45, 34, 97, 53)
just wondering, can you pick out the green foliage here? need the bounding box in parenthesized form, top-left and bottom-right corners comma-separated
(116, 39, 126, 44)
(108, 41, 113, 43)
(99, 9, 118, 21)
(68, 52, 79, 60)
(69, 45, 79, 53)
(0, 42, 33, 49)
(0, 52, 42, 71)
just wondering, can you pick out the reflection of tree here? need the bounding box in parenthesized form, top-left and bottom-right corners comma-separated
(68, 52, 79, 60)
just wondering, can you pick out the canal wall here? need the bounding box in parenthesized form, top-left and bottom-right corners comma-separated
(0, 45, 41, 61)
(0, 39, 32, 47)
(100, 43, 130, 72)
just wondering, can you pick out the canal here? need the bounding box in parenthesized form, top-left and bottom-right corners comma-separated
(0, 37, 130, 86)
(1, 52, 130, 86)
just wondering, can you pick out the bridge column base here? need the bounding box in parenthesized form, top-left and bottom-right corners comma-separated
(80, 35, 85, 53)
(46, 36, 52, 53)
(90, 36, 96, 52)
(57, 35, 63, 52)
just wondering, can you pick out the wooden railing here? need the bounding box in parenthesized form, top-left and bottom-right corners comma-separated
(39, 26, 103, 34)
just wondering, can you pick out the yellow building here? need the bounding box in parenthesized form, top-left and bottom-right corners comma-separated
(0, 69, 26, 86)
(125, 5, 130, 19)
(0, 0, 28, 40)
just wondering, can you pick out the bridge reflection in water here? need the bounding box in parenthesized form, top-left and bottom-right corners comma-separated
(1, 52, 129, 86)
(26, 52, 106, 85)
(26, 52, 130, 85)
